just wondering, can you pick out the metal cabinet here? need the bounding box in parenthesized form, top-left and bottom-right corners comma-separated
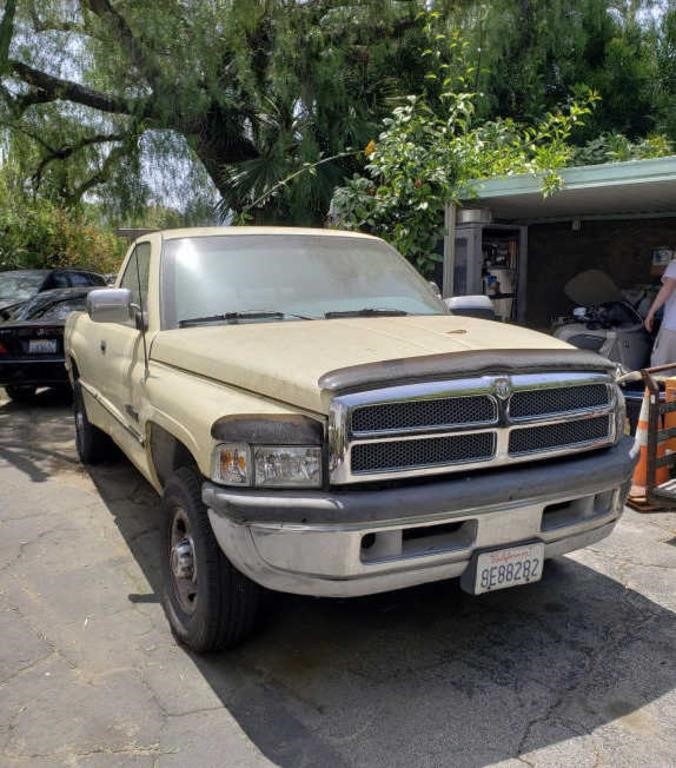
(444, 214, 528, 322)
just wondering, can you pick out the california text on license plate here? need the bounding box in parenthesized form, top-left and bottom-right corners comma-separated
(475, 542, 544, 594)
(28, 339, 57, 354)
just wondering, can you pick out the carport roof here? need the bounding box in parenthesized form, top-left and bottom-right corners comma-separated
(462, 155, 676, 222)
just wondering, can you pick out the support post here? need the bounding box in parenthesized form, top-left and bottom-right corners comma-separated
(442, 203, 456, 298)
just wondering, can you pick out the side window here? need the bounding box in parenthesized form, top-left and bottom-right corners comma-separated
(46, 272, 70, 289)
(119, 243, 151, 322)
(69, 272, 96, 287)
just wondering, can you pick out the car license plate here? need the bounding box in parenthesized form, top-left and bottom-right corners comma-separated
(28, 339, 57, 354)
(475, 542, 544, 594)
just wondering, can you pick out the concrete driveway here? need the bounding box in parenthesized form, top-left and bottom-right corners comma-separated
(1, 389, 675, 768)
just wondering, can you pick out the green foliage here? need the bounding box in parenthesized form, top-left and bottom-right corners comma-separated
(330, 18, 606, 275)
(445, 0, 675, 141)
(0, 159, 125, 273)
(573, 133, 674, 165)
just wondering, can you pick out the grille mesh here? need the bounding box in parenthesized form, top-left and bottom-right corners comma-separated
(351, 395, 496, 434)
(508, 415, 611, 455)
(510, 384, 609, 419)
(351, 432, 495, 473)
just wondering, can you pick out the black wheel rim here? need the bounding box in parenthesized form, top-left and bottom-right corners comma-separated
(169, 507, 198, 614)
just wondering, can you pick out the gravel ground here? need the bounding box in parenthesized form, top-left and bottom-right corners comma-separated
(1, 388, 675, 768)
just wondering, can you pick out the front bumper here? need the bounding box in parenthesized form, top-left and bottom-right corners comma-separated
(0, 358, 68, 387)
(203, 437, 637, 597)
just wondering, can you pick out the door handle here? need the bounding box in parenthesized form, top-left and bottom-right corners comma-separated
(100, 340, 107, 354)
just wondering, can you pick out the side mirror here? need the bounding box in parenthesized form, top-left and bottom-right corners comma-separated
(87, 288, 132, 324)
(444, 295, 496, 320)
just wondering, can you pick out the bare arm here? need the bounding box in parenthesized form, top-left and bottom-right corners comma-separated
(645, 278, 676, 332)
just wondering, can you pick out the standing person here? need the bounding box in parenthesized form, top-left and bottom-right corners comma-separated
(645, 260, 676, 367)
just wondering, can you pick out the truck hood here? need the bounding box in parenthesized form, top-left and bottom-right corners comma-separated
(150, 315, 577, 414)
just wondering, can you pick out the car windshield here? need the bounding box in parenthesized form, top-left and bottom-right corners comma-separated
(26, 296, 88, 321)
(0, 272, 44, 302)
(162, 234, 445, 328)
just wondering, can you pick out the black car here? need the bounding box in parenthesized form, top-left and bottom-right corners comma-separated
(0, 268, 106, 313)
(0, 287, 96, 402)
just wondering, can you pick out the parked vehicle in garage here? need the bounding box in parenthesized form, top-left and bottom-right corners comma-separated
(552, 269, 654, 432)
(0, 268, 106, 313)
(0, 287, 96, 402)
(65, 228, 636, 652)
(552, 270, 652, 371)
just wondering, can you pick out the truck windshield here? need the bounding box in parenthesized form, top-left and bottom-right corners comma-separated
(162, 234, 445, 328)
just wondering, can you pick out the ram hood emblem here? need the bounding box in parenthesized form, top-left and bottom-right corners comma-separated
(495, 377, 512, 400)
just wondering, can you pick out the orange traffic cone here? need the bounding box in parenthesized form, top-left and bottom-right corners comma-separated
(664, 377, 676, 452)
(629, 389, 669, 502)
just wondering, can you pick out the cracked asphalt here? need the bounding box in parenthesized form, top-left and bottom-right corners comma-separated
(1, 389, 675, 768)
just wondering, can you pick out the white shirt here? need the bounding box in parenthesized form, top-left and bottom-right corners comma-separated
(662, 260, 676, 331)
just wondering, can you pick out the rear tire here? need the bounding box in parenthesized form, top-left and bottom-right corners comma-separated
(161, 467, 263, 652)
(5, 385, 37, 402)
(73, 380, 109, 464)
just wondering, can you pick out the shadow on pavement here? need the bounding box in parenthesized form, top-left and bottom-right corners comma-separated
(0, 389, 77, 482)
(85, 457, 676, 768)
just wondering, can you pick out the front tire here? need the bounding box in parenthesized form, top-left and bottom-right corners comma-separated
(161, 467, 263, 652)
(73, 380, 109, 464)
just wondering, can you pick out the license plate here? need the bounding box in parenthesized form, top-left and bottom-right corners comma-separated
(475, 542, 544, 594)
(28, 339, 57, 354)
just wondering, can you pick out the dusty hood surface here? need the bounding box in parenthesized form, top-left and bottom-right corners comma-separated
(151, 315, 575, 413)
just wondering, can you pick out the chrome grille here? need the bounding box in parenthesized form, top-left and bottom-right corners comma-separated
(329, 372, 618, 484)
(509, 415, 611, 455)
(351, 395, 497, 434)
(352, 433, 496, 474)
(510, 384, 609, 419)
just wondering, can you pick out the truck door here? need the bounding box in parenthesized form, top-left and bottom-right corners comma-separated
(95, 242, 151, 463)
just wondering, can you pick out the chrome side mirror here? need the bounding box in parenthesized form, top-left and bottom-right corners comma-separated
(444, 295, 496, 320)
(87, 288, 132, 324)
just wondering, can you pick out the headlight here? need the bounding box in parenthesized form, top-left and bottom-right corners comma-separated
(211, 443, 322, 488)
(254, 446, 322, 487)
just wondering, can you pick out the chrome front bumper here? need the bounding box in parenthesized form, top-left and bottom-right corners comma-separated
(203, 438, 636, 598)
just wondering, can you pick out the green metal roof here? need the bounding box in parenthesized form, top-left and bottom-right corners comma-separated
(462, 155, 676, 222)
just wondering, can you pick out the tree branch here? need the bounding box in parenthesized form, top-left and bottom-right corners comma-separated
(65, 141, 129, 205)
(7, 59, 134, 114)
(28, 1, 86, 34)
(0, 0, 17, 73)
(82, 0, 165, 86)
(32, 131, 128, 189)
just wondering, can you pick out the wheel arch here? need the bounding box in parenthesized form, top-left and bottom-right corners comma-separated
(148, 421, 201, 490)
(68, 356, 80, 381)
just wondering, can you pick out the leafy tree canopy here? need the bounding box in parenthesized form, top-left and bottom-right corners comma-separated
(0, 0, 674, 227)
(329, 10, 673, 275)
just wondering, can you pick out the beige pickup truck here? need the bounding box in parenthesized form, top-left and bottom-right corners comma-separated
(65, 227, 636, 652)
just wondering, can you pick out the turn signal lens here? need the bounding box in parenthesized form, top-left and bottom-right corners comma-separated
(211, 443, 251, 486)
(0, 341, 6, 355)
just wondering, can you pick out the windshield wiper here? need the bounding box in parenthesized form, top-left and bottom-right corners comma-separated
(178, 310, 313, 328)
(324, 308, 409, 319)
